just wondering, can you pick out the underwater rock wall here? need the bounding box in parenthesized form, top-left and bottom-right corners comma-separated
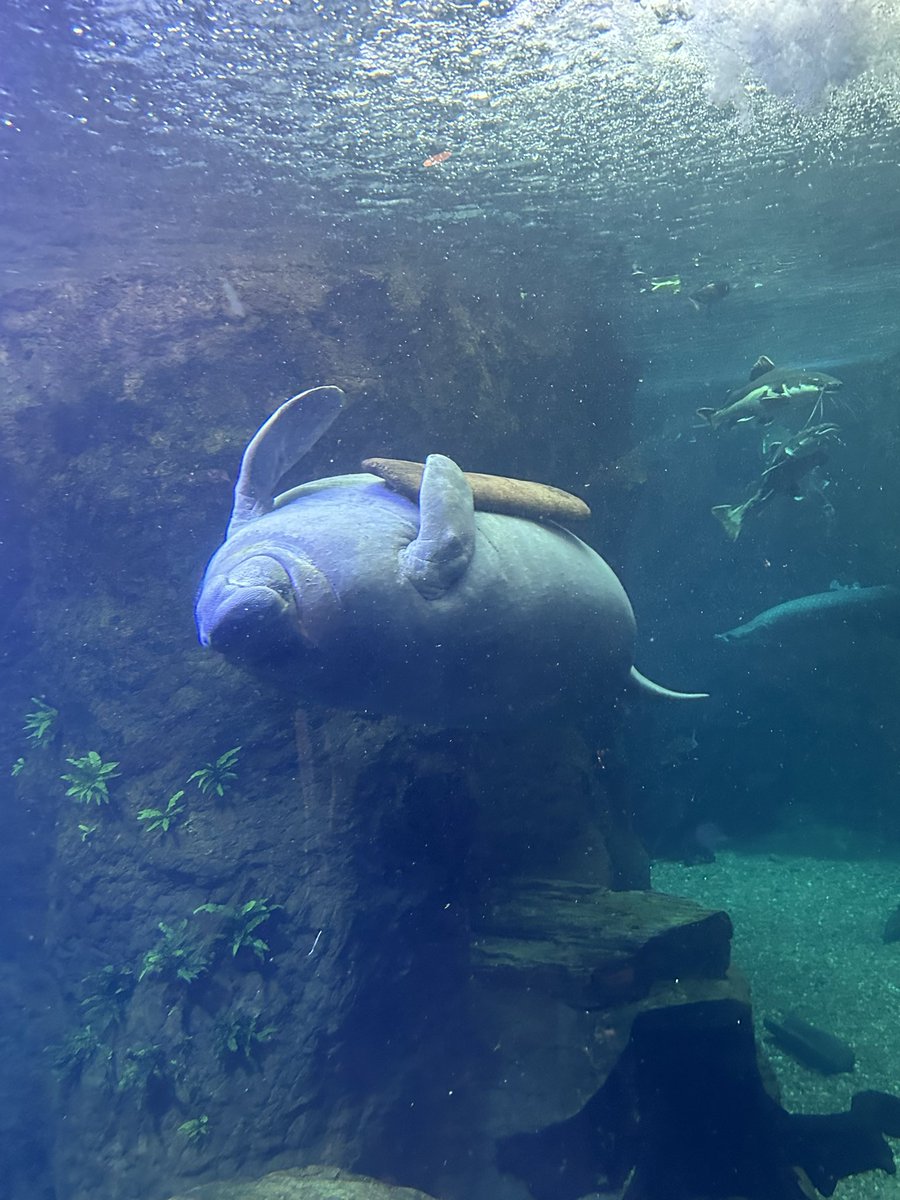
(0, 236, 641, 1200)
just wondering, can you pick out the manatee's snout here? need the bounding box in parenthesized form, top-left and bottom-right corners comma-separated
(196, 554, 296, 651)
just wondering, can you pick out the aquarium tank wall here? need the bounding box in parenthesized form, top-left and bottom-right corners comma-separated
(3, 2, 900, 1200)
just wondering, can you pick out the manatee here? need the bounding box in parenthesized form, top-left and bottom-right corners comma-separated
(195, 386, 706, 727)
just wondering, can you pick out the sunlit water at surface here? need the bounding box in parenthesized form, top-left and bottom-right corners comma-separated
(4, 0, 900, 382)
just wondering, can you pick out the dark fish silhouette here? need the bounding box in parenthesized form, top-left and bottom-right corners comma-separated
(883, 903, 900, 943)
(764, 1012, 855, 1074)
(697, 356, 843, 429)
(716, 584, 900, 643)
(711, 422, 840, 540)
(689, 279, 730, 310)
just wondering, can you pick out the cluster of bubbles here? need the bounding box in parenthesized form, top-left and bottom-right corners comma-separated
(65, 3, 896, 196)
(688, 0, 892, 112)
(5, 0, 900, 230)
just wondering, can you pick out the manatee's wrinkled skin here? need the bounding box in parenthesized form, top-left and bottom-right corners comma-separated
(195, 387, 703, 728)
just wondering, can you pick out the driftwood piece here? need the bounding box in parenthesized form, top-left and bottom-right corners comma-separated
(363, 457, 591, 523)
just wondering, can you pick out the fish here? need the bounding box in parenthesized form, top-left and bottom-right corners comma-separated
(697, 357, 843, 429)
(678, 819, 729, 865)
(715, 583, 900, 643)
(764, 1013, 855, 1074)
(688, 279, 730, 310)
(423, 149, 452, 168)
(882, 903, 900, 943)
(629, 268, 681, 296)
(648, 275, 681, 295)
(659, 727, 699, 767)
(710, 422, 840, 540)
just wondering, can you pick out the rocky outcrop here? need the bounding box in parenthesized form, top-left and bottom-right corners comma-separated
(0, 250, 640, 1200)
(7, 251, 876, 1200)
(164, 1165, 440, 1200)
(483, 881, 900, 1200)
(466, 878, 740, 1198)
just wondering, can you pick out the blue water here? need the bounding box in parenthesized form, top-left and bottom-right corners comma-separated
(4, 2, 900, 1199)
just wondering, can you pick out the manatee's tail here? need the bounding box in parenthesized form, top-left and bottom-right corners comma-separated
(629, 666, 709, 701)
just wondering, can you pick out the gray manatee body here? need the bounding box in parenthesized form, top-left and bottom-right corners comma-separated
(195, 386, 705, 727)
(716, 586, 900, 645)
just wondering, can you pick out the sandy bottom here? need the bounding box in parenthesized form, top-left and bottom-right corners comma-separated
(653, 835, 900, 1200)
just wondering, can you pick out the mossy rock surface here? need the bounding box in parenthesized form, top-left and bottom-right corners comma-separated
(165, 1165, 441, 1200)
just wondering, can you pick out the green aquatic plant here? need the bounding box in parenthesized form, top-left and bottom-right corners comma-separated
(139, 919, 211, 985)
(188, 746, 241, 797)
(47, 1025, 102, 1079)
(194, 897, 283, 962)
(62, 751, 120, 805)
(78, 823, 98, 843)
(177, 1114, 209, 1142)
(23, 698, 57, 745)
(117, 1043, 165, 1096)
(80, 965, 134, 1034)
(138, 790, 186, 835)
(11, 757, 25, 777)
(213, 1011, 276, 1062)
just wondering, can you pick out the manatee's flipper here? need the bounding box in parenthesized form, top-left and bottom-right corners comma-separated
(629, 666, 708, 701)
(399, 454, 475, 599)
(227, 386, 346, 537)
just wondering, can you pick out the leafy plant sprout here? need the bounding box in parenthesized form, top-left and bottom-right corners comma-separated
(23, 698, 57, 745)
(139, 920, 210, 985)
(188, 746, 241, 797)
(62, 751, 120, 805)
(11, 757, 25, 777)
(116, 1043, 165, 1096)
(193, 897, 283, 962)
(177, 1114, 209, 1142)
(80, 965, 135, 1034)
(78, 823, 98, 843)
(46, 1025, 102, 1079)
(214, 1011, 276, 1062)
(138, 790, 186, 834)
